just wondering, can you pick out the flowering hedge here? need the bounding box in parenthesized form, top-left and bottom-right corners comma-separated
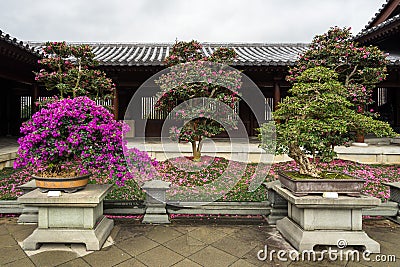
(2, 159, 400, 201)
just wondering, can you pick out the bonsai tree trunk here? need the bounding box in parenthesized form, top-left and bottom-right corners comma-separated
(288, 144, 320, 178)
(355, 106, 365, 143)
(191, 141, 201, 162)
(355, 132, 365, 143)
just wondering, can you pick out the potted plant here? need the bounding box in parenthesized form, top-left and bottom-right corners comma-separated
(14, 96, 131, 192)
(259, 66, 395, 196)
(14, 42, 153, 192)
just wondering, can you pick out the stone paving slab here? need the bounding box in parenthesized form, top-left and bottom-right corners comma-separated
(0, 217, 399, 266)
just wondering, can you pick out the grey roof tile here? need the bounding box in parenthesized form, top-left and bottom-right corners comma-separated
(364, 0, 392, 30)
(0, 29, 40, 57)
(355, 13, 400, 42)
(29, 42, 309, 66)
(27, 42, 400, 66)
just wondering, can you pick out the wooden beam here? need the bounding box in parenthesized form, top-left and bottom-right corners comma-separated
(273, 81, 281, 111)
(32, 83, 38, 114)
(113, 87, 119, 120)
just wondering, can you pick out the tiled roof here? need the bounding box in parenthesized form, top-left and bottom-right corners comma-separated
(355, 13, 400, 41)
(30, 42, 309, 66)
(28, 41, 400, 66)
(363, 0, 392, 30)
(387, 52, 400, 65)
(91, 43, 310, 66)
(0, 30, 40, 57)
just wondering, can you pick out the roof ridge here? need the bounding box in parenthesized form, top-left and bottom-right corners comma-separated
(364, 0, 392, 30)
(355, 13, 400, 39)
(28, 41, 309, 46)
(0, 29, 40, 56)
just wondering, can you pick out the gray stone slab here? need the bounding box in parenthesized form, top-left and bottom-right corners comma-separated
(189, 246, 238, 267)
(82, 245, 131, 266)
(363, 201, 399, 216)
(29, 250, 78, 267)
(0, 245, 27, 265)
(273, 185, 380, 208)
(18, 184, 112, 207)
(17, 214, 38, 224)
(142, 214, 170, 224)
(277, 217, 380, 253)
(3, 257, 36, 267)
(23, 215, 113, 251)
(0, 200, 23, 214)
(137, 245, 184, 267)
(16, 180, 36, 190)
(143, 180, 171, 189)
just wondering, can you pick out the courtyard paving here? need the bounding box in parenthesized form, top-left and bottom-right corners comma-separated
(0, 217, 398, 267)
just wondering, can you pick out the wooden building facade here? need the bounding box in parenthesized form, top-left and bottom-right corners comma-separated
(2, 0, 400, 137)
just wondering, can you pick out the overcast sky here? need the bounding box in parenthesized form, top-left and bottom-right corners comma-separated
(0, 0, 387, 43)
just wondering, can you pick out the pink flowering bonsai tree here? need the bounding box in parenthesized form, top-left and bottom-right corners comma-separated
(15, 42, 156, 188)
(35, 41, 115, 101)
(287, 27, 388, 142)
(155, 40, 242, 161)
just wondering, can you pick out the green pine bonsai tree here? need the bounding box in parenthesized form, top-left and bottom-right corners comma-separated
(287, 27, 388, 141)
(259, 66, 395, 177)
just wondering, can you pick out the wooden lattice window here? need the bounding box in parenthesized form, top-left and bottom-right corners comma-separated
(141, 96, 239, 120)
(20, 96, 32, 119)
(377, 88, 388, 107)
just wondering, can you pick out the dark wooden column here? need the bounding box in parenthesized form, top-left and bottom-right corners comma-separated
(273, 81, 281, 111)
(32, 83, 38, 114)
(113, 87, 119, 120)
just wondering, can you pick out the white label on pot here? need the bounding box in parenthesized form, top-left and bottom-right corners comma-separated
(47, 191, 61, 197)
(323, 192, 338, 199)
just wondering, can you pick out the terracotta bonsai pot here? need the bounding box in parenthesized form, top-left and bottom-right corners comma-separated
(277, 171, 364, 197)
(33, 174, 90, 193)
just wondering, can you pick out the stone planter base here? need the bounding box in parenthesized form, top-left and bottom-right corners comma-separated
(273, 184, 381, 253)
(277, 217, 380, 252)
(23, 215, 113, 250)
(18, 184, 113, 251)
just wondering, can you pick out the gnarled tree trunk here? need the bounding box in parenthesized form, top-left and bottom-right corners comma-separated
(288, 144, 320, 178)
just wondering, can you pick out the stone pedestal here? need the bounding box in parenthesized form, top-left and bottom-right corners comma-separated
(264, 181, 288, 225)
(142, 180, 170, 224)
(17, 180, 38, 224)
(18, 184, 113, 251)
(274, 185, 381, 253)
(383, 182, 400, 223)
